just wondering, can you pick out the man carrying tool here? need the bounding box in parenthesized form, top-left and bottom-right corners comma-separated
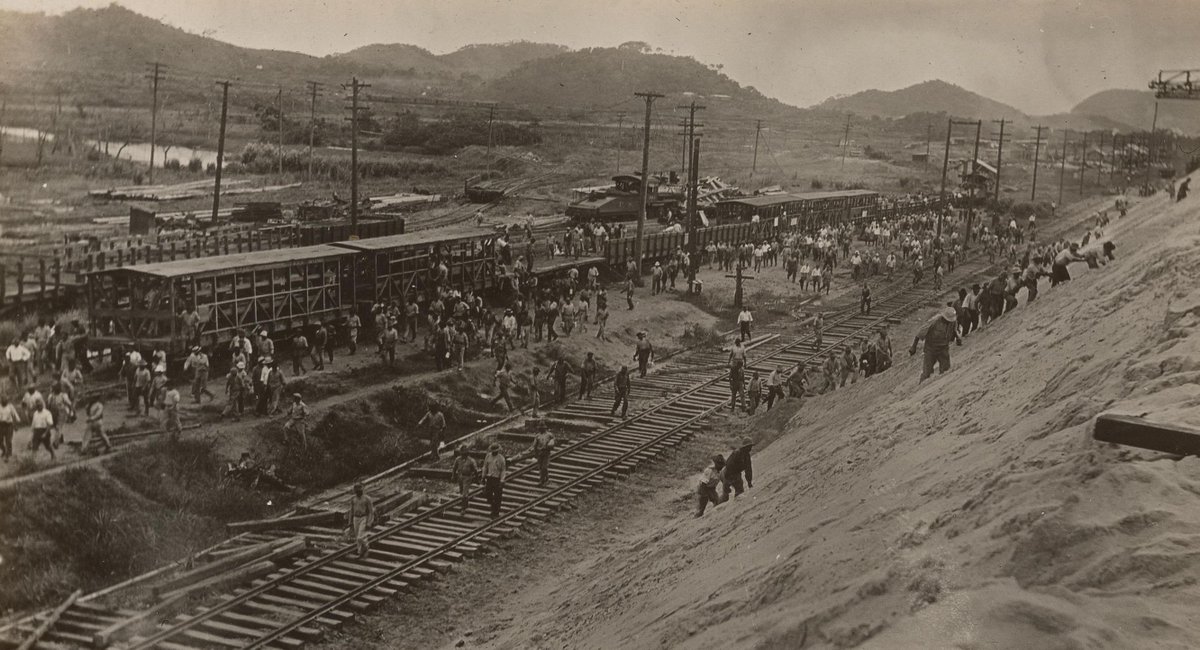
(633, 332, 654, 378)
(346, 482, 375, 558)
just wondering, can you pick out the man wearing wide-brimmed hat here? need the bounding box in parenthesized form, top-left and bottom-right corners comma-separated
(482, 442, 507, 518)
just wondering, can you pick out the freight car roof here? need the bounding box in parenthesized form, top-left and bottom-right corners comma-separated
(100, 244, 351, 278)
(330, 226, 493, 252)
(720, 189, 878, 207)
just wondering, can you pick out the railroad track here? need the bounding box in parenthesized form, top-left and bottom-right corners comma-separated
(0, 255, 1004, 650)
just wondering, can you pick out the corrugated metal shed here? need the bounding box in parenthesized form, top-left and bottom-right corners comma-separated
(102, 245, 351, 278)
(331, 226, 493, 252)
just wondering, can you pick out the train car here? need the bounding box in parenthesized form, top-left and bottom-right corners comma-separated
(88, 245, 357, 355)
(332, 226, 497, 309)
(713, 189, 879, 229)
(566, 174, 682, 224)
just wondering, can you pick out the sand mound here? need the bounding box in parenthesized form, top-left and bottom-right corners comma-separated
(471, 181, 1200, 650)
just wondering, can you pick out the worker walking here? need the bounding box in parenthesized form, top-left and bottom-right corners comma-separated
(530, 429, 556, 487)
(611, 365, 631, 418)
(547, 357, 574, 404)
(765, 367, 785, 410)
(634, 332, 654, 378)
(284, 393, 311, 447)
(737, 306, 754, 342)
(184, 346, 214, 403)
(346, 482, 376, 558)
(82, 397, 112, 455)
(29, 401, 55, 460)
(722, 437, 754, 499)
(451, 447, 479, 515)
(910, 306, 962, 382)
(0, 395, 20, 462)
(578, 352, 597, 399)
(418, 403, 447, 460)
(163, 382, 183, 438)
(695, 454, 727, 517)
(482, 443, 507, 518)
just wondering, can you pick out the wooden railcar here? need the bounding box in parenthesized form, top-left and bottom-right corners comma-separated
(712, 189, 880, 228)
(332, 226, 497, 308)
(88, 245, 356, 355)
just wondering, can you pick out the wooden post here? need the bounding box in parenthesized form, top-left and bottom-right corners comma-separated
(38, 258, 47, 300)
(0, 264, 6, 308)
(15, 260, 24, 307)
(53, 259, 61, 297)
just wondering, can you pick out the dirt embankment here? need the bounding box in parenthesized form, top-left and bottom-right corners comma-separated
(438, 185, 1200, 649)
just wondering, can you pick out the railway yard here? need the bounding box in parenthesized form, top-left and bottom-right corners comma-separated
(4, 4, 1200, 648)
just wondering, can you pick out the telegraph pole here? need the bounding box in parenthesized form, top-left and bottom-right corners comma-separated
(1144, 101, 1159, 185)
(212, 81, 230, 222)
(615, 111, 625, 173)
(992, 118, 1005, 201)
(840, 114, 851, 169)
(343, 77, 370, 238)
(1109, 131, 1118, 184)
(0, 89, 7, 168)
(1078, 131, 1088, 196)
(967, 120, 982, 237)
(751, 119, 762, 178)
(676, 100, 704, 181)
(925, 121, 932, 167)
(634, 91, 663, 276)
(277, 85, 285, 179)
(688, 138, 701, 249)
(1030, 125, 1045, 201)
(306, 81, 321, 182)
(1058, 130, 1069, 207)
(147, 62, 163, 183)
(936, 117, 953, 240)
(486, 104, 495, 177)
(1095, 130, 1106, 187)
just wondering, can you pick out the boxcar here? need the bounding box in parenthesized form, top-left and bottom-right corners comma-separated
(332, 226, 497, 308)
(713, 189, 879, 229)
(88, 245, 356, 355)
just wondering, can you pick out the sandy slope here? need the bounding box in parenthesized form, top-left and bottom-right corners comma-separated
(467, 183, 1200, 650)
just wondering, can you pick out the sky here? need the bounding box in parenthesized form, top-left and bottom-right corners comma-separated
(2, 0, 1195, 114)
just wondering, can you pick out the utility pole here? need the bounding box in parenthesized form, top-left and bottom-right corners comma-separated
(676, 100, 704, 181)
(1058, 130, 1069, 207)
(967, 120, 982, 237)
(615, 111, 625, 173)
(936, 117, 953, 240)
(992, 118, 1005, 201)
(486, 104, 495, 178)
(1030, 125, 1045, 201)
(1109, 131, 1119, 184)
(925, 121, 932, 167)
(277, 85, 285, 179)
(147, 62, 163, 183)
(687, 138, 701, 250)
(212, 81, 230, 222)
(1095, 130, 1106, 187)
(306, 81, 321, 183)
(751, 119, 762, 178)
(634, 91, 663, 276)
(1144, 101, 1159, 185)
(840, 114, 851, 169)
(0, 90, 6, 168)
(343, 76, 371, 238)
(1078, 131, 1088, 196)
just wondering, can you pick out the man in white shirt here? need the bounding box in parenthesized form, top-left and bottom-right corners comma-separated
(6, 340, 31, 388)
(737, 307, 754, 343)
(29, 402, 55, 459)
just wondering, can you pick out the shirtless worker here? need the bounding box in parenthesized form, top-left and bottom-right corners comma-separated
(346, 482, 376, 558)
(909, 306, 962, 382)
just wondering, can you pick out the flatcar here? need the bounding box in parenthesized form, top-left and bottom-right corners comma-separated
(87, 227, 497, 355)
(712, 189, 879, 228)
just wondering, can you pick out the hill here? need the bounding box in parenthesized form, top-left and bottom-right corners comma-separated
(483, 45, 791, 115)
(441, 42, 569, 79)
(816, 80, 1028, 122)
(1073, 89, 1200, 135)
(331, 43, 453, 77)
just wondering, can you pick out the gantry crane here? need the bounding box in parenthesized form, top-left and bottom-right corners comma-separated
(1150, 70, 1200, 99)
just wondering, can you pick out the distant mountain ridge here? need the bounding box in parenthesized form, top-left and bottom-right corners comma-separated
(1071, 89, 1200, 135)
(814, 80, 1028, 122)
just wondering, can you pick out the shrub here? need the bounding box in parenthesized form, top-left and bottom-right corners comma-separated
(811, 179, 824, 190)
